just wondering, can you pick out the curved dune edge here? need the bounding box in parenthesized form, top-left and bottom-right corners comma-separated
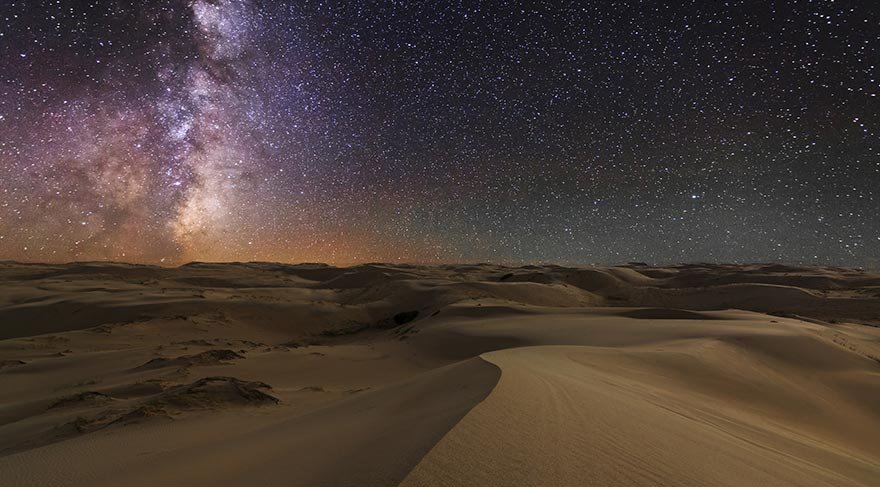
(401, 343, 880, 487)
(0, 357, 500, 487)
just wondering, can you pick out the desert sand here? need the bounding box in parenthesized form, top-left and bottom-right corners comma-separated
(0, 261, 879, 486)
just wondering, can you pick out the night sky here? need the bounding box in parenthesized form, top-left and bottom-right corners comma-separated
(1, 1, 878, 266)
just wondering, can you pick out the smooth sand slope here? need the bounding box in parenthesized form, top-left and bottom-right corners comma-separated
(0, 262, 879, 486)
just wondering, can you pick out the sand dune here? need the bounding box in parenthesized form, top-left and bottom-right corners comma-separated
(404, 338, 879, 486)
(1, 262, 879, 485)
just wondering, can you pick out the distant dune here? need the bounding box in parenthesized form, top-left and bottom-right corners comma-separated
(1, 262, 879, 486)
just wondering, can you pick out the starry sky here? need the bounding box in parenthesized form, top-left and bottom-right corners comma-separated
(1, 1, 878, 266)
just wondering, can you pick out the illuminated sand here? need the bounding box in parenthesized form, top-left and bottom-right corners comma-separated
(1, 262, 879, 486)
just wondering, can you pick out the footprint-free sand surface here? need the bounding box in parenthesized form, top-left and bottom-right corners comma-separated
(1, 262, 879, 486)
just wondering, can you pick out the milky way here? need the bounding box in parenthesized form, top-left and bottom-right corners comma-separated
(1, 1, 878, 266)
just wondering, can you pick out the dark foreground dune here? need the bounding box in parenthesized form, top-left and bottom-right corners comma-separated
(1, 261, 879, 486)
